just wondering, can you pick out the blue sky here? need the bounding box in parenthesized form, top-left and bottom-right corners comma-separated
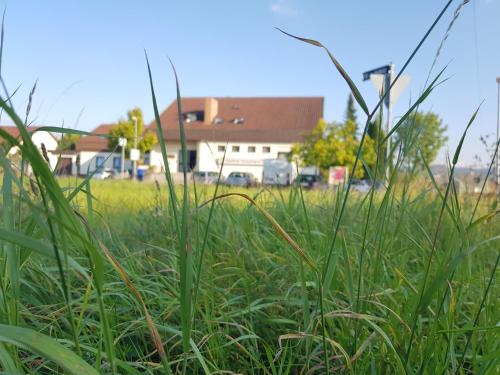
(2, 0, 499, 166)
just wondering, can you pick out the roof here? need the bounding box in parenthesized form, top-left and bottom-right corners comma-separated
(74, 124, 114, 152)
(0, 125, 57, 142)
(148, 97, 324, 143)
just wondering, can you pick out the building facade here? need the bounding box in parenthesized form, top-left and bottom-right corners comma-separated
(74, 124, 131, 175)
(0, 125, 60, 171)
(147, 97, 324, 181)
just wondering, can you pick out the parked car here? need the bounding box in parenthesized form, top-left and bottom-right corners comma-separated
(350, 179, 385, 193)
(193, 171, 221, 185)
(299, 166, 321, 176)
(225, 172, 258, 188)
(350, 179, 371, 193)
(93, 168, 115, 180)
(295, 174, 323, 189)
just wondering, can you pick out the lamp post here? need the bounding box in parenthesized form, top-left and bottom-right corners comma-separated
(132, 116, 138, 179)
(496, 77, 500, 195)
(118, 137, 127, 178)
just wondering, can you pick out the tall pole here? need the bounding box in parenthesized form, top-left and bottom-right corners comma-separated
(364, 64, 409, 181)
(496, 78, 500, 195)
(385, 64, 395, 181)
(121, 141, 125, 177)
(132, 116, 138, 179)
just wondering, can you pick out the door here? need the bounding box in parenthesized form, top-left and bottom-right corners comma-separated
(178, 150, 197, 172)
(56, 158, 72, 175)
(113, 156, 122, 171)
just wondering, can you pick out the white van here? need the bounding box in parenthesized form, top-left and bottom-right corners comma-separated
(262, 159, 297, 186)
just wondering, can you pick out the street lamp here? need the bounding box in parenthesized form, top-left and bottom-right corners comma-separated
(118, 137, 127, 178)
(132, 116, 138, 179)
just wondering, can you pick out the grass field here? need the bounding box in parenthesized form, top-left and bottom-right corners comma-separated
(0, 175, 498, 374)
(1, 1, 499, 373)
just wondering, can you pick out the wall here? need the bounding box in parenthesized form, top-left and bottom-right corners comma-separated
(209, 142, 292, 182)
(77, 151, 131, 175)
(48, 153, 77, 175)
(7, 131, 60, 171)
(149, 142, 197, 173)
(149, 140, 292, 182)
(31, 131, 58, 152)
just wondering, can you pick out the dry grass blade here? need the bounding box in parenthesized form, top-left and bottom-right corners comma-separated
(198, 192, 318, 272)
(428, 0, 470, 80)
(96, 239, 172, 375)
(75, 210, 172, 374)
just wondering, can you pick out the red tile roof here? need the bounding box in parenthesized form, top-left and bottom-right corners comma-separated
(74, 124, 114, 152)
(0, 125, 42, 138)
(0, 126, 57, 144)
(148, 97, 324, 143)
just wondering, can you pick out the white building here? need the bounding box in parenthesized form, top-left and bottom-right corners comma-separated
(147, 97, 324, 181)
(0, 125, 60, 171)
(74, 124, 131, 176)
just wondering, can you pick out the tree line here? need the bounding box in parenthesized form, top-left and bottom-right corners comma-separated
(291, 94, 448, 179)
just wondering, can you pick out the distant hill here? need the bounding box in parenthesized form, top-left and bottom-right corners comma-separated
(430, 164, 492, 179)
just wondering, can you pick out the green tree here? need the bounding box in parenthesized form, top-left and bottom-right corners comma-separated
(291, 94, 379, 178)
(396, 111, 448, 169)
(366, 112, 387, 178)
(108, 107, 157, 155)
(345, 93, 358, 132)
(341, 95, 378, 177)
(291, 119, 334, 170)
(57, 133, 81, 151)
(291, 119, 376, 178)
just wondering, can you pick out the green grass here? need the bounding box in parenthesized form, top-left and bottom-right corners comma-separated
(1, 1, 499, 373)
(0, 178, 498, 374)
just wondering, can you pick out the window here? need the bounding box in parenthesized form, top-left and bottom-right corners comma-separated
(113, 156, 121, 170)
(95, 156, 105, 169)
(185, 113, 197, 123)
(213, 117, 224, 125)
(277, 152, 290, 160)
(218, 145, 226, 152)
(262, 146, 271, 153)
(182, 111, 204, 123)
(232, 145, 240, 152)
(248, 146, 256, 153)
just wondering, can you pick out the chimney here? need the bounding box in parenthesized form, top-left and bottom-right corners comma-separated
(204, 97, 218, 125)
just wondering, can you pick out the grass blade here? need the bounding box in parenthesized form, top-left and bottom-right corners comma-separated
(168, 58, 194, 354)
(276, 27, 369, 116)
(0, 324, 99, 375)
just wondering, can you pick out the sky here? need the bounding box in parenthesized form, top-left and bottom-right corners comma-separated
(1, 0, 499, 166)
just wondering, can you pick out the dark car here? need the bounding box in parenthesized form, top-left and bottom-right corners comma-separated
(225, 172, 258, 188)
(295, 174, 323, 189)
